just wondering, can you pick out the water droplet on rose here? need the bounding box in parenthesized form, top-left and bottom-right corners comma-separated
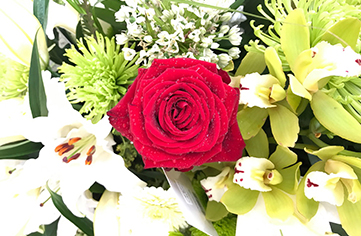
(172, 159, 176, 163)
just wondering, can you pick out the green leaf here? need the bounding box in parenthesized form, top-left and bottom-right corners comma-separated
(33, 0, 50, 30)
(269, 146, 297, 170)
(262, 187, 294, 221)
(276, 162, 301, 195)
(46, 184, 94, 236)
(0, 140, 43, 159)
(280, 9, 310, 71)
(237, 106, 268, 140)
(235, 51, 266, 76)
(205, 201, 229, 222)
(311, 90, 361, 144)
(244, 128, 269, 158)
(28, 34, 48, 118)
(337, 186, 361, 236)
(43, 218, 59, 236)
(268, 104, 299, 147)
(320, 17, 361, 50)
(221, 185, 259, 215)
(264, 47, 286, 87)
(296, 161, 324, 220)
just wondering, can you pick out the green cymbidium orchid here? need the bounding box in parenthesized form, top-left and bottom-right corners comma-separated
(221, 146, 301, 221)
(297, 146, 361, 236)
(237, 47, 299, 147)
(246, 0, 361, 70)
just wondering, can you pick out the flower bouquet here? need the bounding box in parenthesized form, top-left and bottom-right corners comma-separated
(1, 0, 361, 235)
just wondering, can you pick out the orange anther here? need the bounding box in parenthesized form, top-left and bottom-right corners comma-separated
(68, 137, 81, 145)
(58, 144, 74, 156)
(55, 143, 67, 152)
(85, 155, 93, 165)
(86, 145, 96, 155)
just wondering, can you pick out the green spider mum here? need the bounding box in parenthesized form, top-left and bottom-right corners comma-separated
(0, 53, 29, 101)
(59, 32, 139, 123)
(246, 0, 361, 70)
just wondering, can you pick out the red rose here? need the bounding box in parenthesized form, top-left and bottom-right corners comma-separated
(108, 58, 245, 169)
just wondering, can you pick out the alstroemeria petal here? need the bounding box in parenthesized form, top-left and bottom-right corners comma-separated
(304, 171, 344, 206)
(94, 190, 120, 236)
(233, 157, 274, 192)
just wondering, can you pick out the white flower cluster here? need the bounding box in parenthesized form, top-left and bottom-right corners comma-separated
(114, 0, 245, 68)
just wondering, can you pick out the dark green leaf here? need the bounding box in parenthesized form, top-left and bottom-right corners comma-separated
(46, 184, 94, 236)
(43, 218, 59, 236)
(230, 0, 245, 9)
(0, 140, 43, 159)
(33, 0, 50, 30)
(28, 34, 48, 118)
(89, 182, 105, 194)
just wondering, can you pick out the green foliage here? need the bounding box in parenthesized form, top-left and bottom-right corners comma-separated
(190, 214, 237, 236)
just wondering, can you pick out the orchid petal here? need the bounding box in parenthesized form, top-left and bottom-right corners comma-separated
(265, 47, 286, 87)
(337, 188, 361, 236)
(269, 146, 297, 170)
(237, 106, 268, 140)
(262, 187, 294, 221)
(305, 146, 344, 161)
(221, 184, 259, 215)
(200, 167, 230, 202)
(268, 104, 299, 147)
(276, 162, 301, 195)
(244, 128, 269, 158)
(288, 74, 312, 100)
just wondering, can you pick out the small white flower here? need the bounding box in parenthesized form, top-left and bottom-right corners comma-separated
(156, 31, 170, 46)
(144, 35, 153, 43)
(229, 47, 241, 59)
(219, 25, 230, 34)
(218, 53, 232, 68)
(116, 33, 129, 45)
(122, 48, 136, 61)
(127, 23, 143, 37)
(220, 12, 232, 22)
(188, 29, 201, 42)
(136, 50, 149, 65)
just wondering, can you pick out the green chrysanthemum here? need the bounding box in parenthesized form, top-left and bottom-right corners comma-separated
(246, 0, 361, 70)
(0, 53, 29, 101)
(59, 32, 139, 123)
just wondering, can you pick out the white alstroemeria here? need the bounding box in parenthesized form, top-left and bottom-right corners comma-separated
(304, 159, 361, 206)
(200, 167, 231, 202)
(0, 0, 48, 68)
(239, 73, 286, 108)
(11, 73, 146, 216)
(233, 157, 283, 192)
(46, 1, 80, 39)
(94, 187, 188, 236)
(236, 195, 335, 236)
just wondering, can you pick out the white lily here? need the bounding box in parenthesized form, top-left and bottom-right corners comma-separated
(0, 0, 48, 68)
(239, 73, 286, 108)
(10, 72, 146, 217)
(0, 160, 79, 236)
(46, 1, 80, 39)
(94, 187, 187, 236)
(236, 194, 336, 236)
